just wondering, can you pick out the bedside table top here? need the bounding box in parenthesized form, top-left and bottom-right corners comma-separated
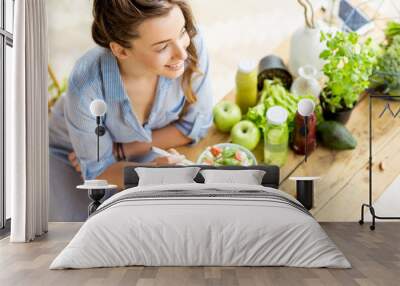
(77, 184, 118, 190)
(289, 177, 321, 181)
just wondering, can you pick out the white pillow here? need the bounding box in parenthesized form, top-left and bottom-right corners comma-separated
(200, 169, 266, 185)
(136, 167, 200, 186)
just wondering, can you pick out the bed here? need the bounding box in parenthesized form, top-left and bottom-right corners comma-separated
(50, 165, 351, 269)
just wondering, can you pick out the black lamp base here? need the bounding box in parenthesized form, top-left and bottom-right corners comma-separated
(296, 180, 314, 210)
(88, 189, 106, 216)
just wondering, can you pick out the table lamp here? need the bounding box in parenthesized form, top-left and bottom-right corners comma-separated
(90, 99, 107, 162)
(77, 99, 115, 217)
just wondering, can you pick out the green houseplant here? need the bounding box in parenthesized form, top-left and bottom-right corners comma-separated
(48, 65, 68, 113)
(369, 21, 400, 98)
(319, 31, 376, 124)
(370, 35, 400, 97)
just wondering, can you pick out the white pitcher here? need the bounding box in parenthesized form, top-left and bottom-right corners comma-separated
(291, 65, 322, 99)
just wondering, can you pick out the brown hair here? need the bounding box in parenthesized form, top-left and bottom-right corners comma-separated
(92, 0, 200, 106)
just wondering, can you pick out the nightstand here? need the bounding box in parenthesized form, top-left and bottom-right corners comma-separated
(289, 177, 321, 210)
(77, 184, 117, 216)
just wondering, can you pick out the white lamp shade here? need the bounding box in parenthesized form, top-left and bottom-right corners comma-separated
(90, 99, 107, 117)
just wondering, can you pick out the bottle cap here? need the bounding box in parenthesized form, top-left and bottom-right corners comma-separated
(238, 60, 257, 74)
(266, 106, 288, 125)
(297, 98, 315, 117)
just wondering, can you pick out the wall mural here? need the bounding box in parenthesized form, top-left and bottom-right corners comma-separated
(46, 0, 400, 223)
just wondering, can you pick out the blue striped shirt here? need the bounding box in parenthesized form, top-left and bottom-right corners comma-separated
(49, 31, 213, 180)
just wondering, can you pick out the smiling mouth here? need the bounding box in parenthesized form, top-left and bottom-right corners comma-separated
(165, 62, 184, 71)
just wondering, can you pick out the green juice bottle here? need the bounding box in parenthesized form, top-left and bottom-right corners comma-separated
(264, 106, 289, 167)
(235, 60, 258, 115)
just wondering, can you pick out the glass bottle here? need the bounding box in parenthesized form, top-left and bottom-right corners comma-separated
(235, 60, 258, 115)
(290, 65, 321, 98)
(264, 106, 289, 167)
(292, 98, 317, 157)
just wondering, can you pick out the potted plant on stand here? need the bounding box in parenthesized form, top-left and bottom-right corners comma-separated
(369, 21, 400, 99)
(319, 31, 376, 124)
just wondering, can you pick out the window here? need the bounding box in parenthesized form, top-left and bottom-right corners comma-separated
(1, 0, 14, 234)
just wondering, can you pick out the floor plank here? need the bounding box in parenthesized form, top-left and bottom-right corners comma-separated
(1, 222, 400, 286)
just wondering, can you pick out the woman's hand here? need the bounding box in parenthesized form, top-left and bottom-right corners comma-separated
(152, 148, 186, 166)
(68, 152, 81, 173)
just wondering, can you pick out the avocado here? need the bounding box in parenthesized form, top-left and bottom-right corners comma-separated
(317, 121, 357, 150)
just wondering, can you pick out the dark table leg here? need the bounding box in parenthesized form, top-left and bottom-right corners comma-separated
(88, 189, 106, 216)
(296, 180, 314, 210)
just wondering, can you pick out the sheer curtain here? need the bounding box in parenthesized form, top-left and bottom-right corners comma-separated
(9, 0, 49, 242)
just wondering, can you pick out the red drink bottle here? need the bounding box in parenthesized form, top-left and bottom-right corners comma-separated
(292, 99, 317, 160)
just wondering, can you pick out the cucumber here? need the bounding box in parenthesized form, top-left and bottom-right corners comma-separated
(223, 158, 241, 166)
(222, 147, 236, 158)
(317, 121, 357, 150)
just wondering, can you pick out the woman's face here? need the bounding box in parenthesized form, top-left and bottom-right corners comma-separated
(118, 5, 191, 79)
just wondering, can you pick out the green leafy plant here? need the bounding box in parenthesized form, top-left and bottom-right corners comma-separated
(369, 23, 400, 97)
(48, 65, 68, 112)
(319, 31, 377, 113)
(385, 21, 400, 45)
(245, 79, 322, 135)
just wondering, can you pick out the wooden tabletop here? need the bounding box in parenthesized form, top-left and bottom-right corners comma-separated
(175, 88, 306, 185)
(177, 7, 395, 221)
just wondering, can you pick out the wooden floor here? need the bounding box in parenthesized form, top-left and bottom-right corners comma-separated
(0, 223, 399, 286)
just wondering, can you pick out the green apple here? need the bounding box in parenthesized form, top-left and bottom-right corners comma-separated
(213, 101, 242, 133)
(231, 120, 260, 151)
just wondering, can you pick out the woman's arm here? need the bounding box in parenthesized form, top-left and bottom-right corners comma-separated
(69, 151, 184, 189)
(96, 151, 187, 188)
(96, 161, 154, 189)
(94, 126, 191, 188)
(68, 124, 192, 189)
(152, 124, 193, 148)
(97, 129, 191, 188)
(121, 124, 192, 157)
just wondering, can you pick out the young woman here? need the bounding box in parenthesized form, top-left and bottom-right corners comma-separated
(48, 0, 213, 221)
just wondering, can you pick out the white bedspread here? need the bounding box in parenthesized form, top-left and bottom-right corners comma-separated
(50, 183, 351, 269)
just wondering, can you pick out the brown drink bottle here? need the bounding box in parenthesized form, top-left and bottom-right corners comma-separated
(292, 99, 317, 160)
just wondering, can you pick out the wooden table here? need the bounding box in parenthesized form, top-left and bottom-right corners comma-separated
(175, 88, 305, 185)
(177, 6, 396, 221)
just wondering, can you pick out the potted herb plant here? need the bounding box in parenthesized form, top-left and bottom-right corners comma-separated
(319, 31, 376, 124)
(369, 21, 400, 99)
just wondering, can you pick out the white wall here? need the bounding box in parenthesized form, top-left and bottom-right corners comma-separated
(47, 0, 94, 85)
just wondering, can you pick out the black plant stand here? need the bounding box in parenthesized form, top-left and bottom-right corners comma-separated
(359, 94, 400, 231)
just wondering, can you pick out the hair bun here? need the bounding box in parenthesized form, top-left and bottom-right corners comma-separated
(91, 21, 110, 48)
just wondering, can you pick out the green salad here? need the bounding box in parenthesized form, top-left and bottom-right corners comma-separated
(198, 144, 255, 166)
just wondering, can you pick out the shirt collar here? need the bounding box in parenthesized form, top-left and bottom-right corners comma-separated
(100, 48, 172, 125)
(100, 49, 125, 103)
